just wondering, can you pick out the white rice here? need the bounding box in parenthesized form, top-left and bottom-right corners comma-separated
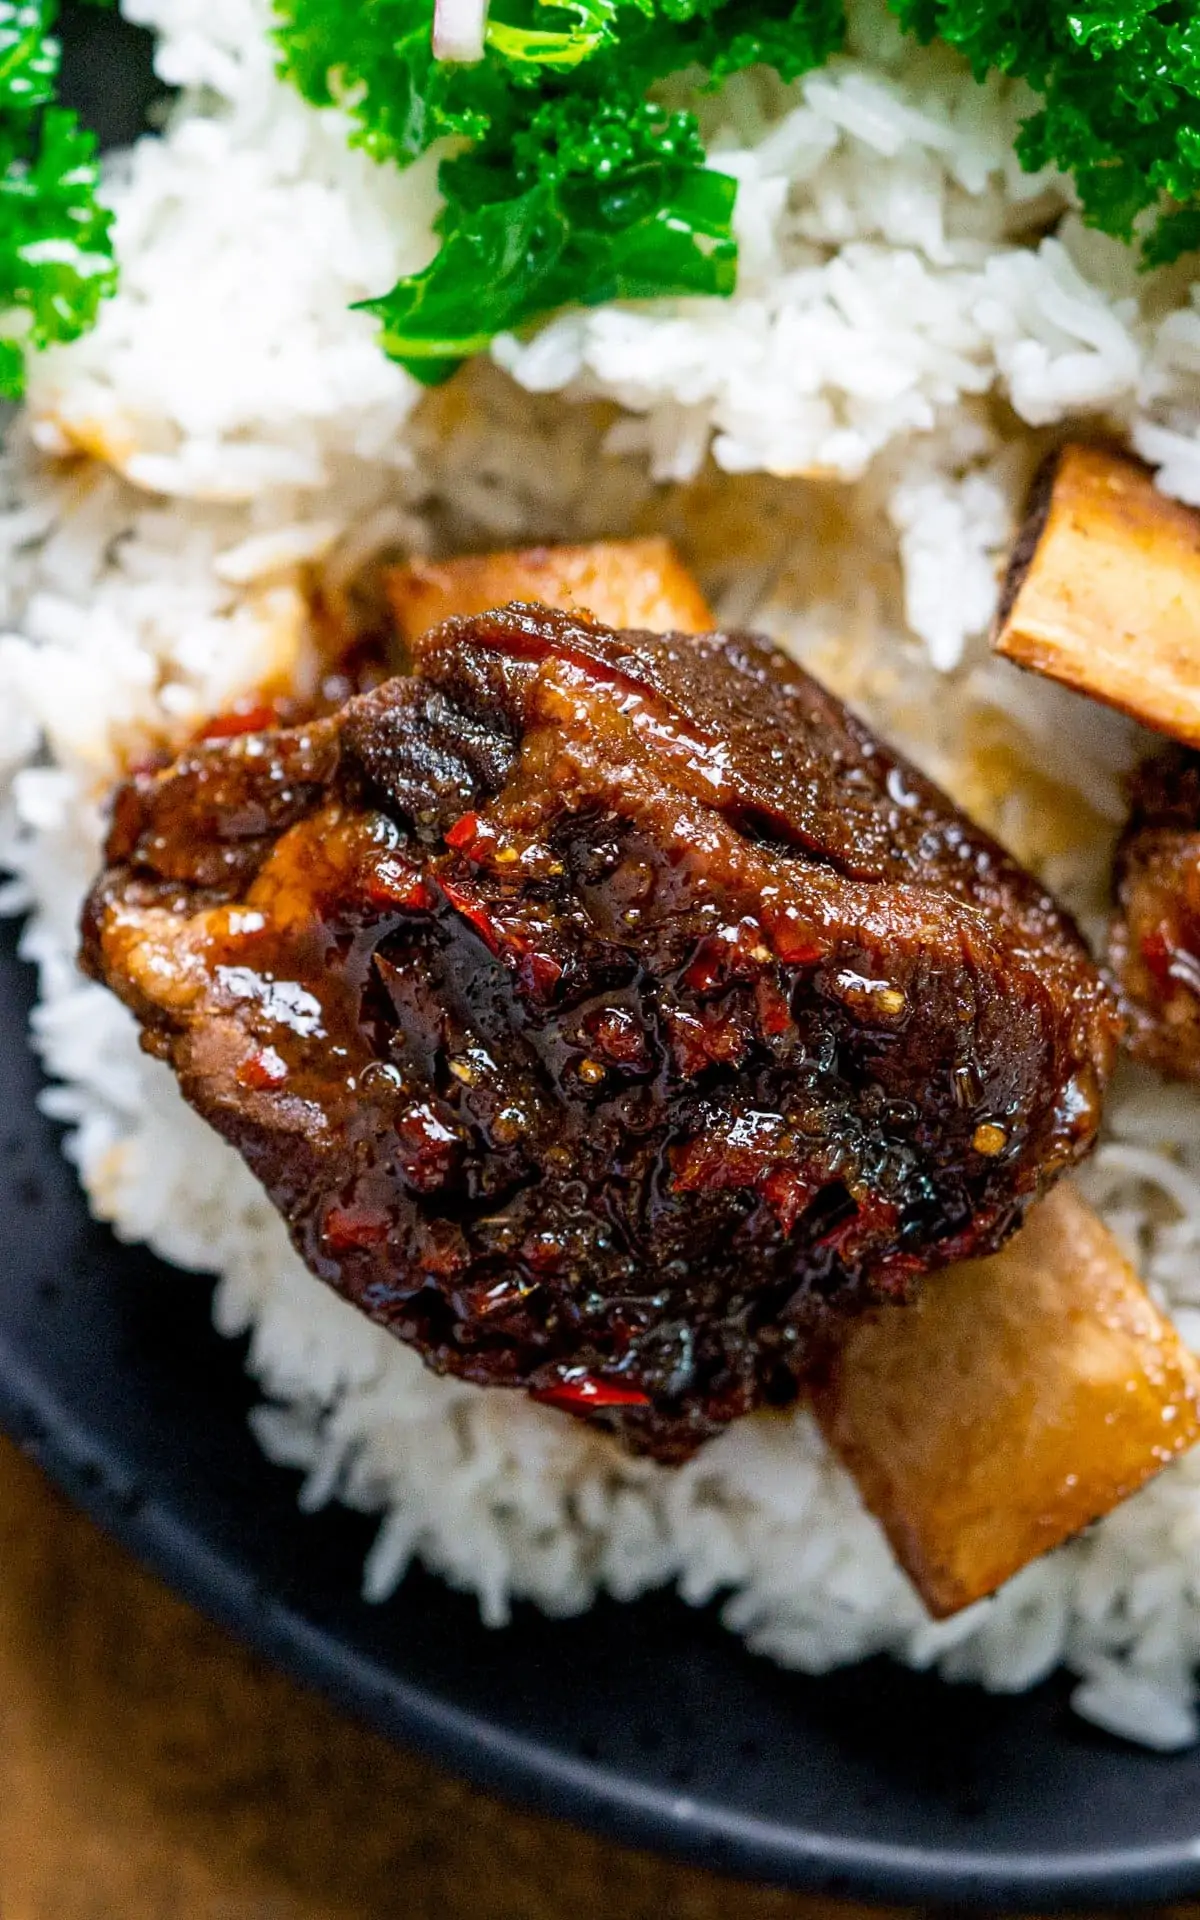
(7, 0, 1200, 1754)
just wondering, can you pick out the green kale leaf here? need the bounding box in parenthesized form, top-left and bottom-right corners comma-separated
(276, 0, 1200, 389)
(886, 0, 1200, 264)
(0, 0, 116, 400)
(276, 0, 844, 379)
(363, 96, 738, 378)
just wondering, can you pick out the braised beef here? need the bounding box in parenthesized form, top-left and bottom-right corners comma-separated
(81, 607, 1119, 1459)
(1111, 748, 1200, 1081)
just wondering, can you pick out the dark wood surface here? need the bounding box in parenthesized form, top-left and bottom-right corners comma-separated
(0, 1432, 911, 1920)
(4, 1429, 1196, 1920)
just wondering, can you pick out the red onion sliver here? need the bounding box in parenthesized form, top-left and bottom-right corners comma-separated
(432, 0, 488, 62)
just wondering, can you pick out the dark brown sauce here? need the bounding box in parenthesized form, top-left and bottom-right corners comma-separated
(81, 603, 1120, 1459)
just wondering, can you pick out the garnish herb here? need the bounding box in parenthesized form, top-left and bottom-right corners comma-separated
(276, 0, 1200, 386)
(275, 0, 844, 382)
(892, 0, 1200, 268)
(0, 0, 116, 399)
(4, 0, 1198, 395)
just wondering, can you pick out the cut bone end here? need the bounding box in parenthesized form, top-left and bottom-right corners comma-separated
(813, 1183, 1200, 1617)
(994, 443, 1200, 748)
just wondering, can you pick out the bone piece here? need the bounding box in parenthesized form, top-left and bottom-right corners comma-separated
(994, 443, 1200, 747)
(813, 1184, 1200, 1617)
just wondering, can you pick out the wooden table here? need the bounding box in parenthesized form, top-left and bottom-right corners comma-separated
(0, 1432, 914, 1920)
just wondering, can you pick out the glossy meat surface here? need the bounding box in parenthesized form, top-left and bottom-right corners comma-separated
(81, 607, 1119, 1458)
(1112, 748, 1200, 1081)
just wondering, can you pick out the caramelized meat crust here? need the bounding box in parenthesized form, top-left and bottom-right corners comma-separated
(1111, 748, 1200, 1081)
(81, 607, 1119, 1459)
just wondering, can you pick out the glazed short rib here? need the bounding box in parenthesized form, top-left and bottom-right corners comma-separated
(81, 606, 1119, 1460)
(1111, 747, 1200, 1082)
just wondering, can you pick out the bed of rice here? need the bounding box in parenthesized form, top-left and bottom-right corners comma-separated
(7, 0, 1200, 1754)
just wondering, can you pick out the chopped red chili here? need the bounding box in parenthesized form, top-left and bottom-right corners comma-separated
(201, 701, 278, 741)
(237, 1046, 288, 1091)
(438, 880, 494, 945)
(518, 949, 563, 999)
(768, 908, 824, 966)
(754, 977, 793, 1035)
(532, 1373, 651, 1411)
(363, 855, 433, 911)
(323, 1205, 391, 1251)
(444, 812, 481, 851)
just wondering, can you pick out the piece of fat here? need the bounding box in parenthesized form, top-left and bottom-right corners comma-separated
(994, 443, 1200, 747)
(388, 536, 714, 642)
(813, 1183, 1200, 1618)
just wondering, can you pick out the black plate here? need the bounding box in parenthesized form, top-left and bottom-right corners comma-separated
(7, 22, 1200, 1907)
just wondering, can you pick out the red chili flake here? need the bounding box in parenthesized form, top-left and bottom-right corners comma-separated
(922, 1202, 1004, 1272)
(768, 908, 824, 966)
(586, 1007, 650, 1070)
(703, 1014, 746, 1066)
(760, 1166, 815, 1235)
(415, 1220, 469, 1280)
(395, 1100, 460, 1193)
(869, 1249, 927, 1298)
(518, 949, 563, 1000)
(681, 921, 766, 995)
(662, 1008, 711, 1079)
(237, 1046, 288, 1091)
(1141, 921, 1200, 998)
(201, 701, 277, 741)
(669, 1115, 782, 1195)
(520, 1229, 569, 1274)
(363, 855, 433, 911)
(813, 1195, 898, 1260)
(532, 1374, 651, 1411)
(440, 881, 540, 973)
(663, 1005, 747, 1077)
(754, 977, 793, 1036)
(323, 1205, 391, 1251)
(1140, 924, 1172, 986)
(444, 812, 481, 851)
(439, 879, 507, 954)
(681, 938, 725, 995)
